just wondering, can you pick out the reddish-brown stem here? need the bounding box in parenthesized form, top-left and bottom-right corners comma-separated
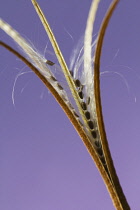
(94, 0, 130, 209)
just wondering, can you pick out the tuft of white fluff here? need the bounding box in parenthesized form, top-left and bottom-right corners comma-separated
(0, 19, 70, 104)
(70, 37, 97, 118)
(83, 0, 101, 118)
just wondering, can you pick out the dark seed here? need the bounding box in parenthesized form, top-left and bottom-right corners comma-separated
(85, 111, 90, 119)
(81, 102, 87, 110)
(75, 79, 81, 87)
(94, 140, 100, 147)
(88, 120, 94, 129)
(97, 148, 103, 156)
(91, 130, 97, 139)
(73, 111, 79, 118)
(103, 165, 110, 176)
(50, 76, 57, 81)
(78, 91, 84, 99)
(69, 70, 73, 77)
(46, 60, 55, 66)
(67, 102, 74, 110)
(87, 97, 90, 105)
(80, 85, 84, 91)
(57, 83, 63, 90)
(100, 156, 106, 164)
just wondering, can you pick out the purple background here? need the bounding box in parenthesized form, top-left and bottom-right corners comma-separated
(0, 0, 140, 209)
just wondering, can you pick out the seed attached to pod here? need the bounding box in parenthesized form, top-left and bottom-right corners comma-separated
(85, 111, 90, 119)
(46, 60, 55, 66)
(57, 83, 63, 90)
(73, 111, 79, 118)
(67, 102, 74, 110)
(75, 79, 81, 87)
(97, 147, 103, 156)
(91, 130, 97, 139)
(50, 75, 57, 81)
(81, 102, 87, 110)
(78, 91, 84, 99)
(94, 140, 100, 147)
(88, 120, 94, 129)
(69, 70, 73, 77)
(100, 156, 106, 165)
(87, 97, 90, 105)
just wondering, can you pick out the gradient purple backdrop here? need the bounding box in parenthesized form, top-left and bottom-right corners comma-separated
(0, 1, 140, 209)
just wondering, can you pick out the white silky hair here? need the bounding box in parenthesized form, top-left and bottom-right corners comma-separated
(69, 37, 101, 145)
(0, 18, 85, 130)
(70, 36, 97, 118)
(69, 0, 101, 142)
(0, 19, 50, 79)
(0, 18, 98, 142)
(0, 19, 71, 105)
(69, 0, 101, 124)
(12, 70, 33, 106)
(0, 0, 107, 164)
(83, 0, 100, 115)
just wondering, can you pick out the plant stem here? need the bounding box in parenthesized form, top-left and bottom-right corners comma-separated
(94, 0, 130, 209)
